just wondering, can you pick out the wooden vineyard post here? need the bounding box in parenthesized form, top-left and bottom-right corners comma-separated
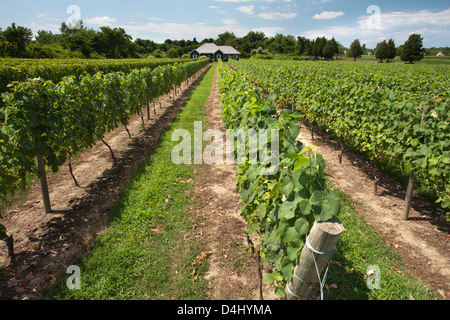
(403, 110, 425, 221)
(285, 216, 344, 300)
(402, 171, 415, 221)
(36, 151, 52, 213)
(6, 235, 14, 258)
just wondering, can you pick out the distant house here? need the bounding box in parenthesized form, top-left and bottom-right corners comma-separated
(190, 43, 241, 61)
(437, 51, 445, 57)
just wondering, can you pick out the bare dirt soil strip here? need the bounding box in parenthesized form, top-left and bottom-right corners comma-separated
(0, 66, 210, 300)
(191, 66, 277, 300)
(297, 121, 449, 298)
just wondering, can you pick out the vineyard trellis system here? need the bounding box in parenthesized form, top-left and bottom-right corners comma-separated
(218, 61, 341, 298)
(229, 59, 450, 221)
(0, 59, 210, 243)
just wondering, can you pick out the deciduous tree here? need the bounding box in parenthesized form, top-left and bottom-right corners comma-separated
(375, 40, 388, 63)
(386, 38, 396, 62)
(348, 39, 363, 61)
(401, 34, 424, 64)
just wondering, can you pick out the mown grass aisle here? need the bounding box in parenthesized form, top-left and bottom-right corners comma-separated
(50, 65, 215, 300)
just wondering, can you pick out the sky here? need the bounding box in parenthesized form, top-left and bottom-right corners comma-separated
(1, 0, 449, 48)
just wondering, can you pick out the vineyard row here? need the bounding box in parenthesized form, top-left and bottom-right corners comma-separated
(218, 61, 341, 298)
(229, 59, 450, 215)
(0, 59, 210, 213)
(0, 57, 189, 98)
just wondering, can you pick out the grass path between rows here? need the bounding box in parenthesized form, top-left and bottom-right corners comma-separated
(49, 66, 215, 300)
(326, 188, 439, 300)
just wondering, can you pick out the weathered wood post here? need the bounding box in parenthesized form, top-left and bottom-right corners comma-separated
(36, 151, 52, 214)
(402, 171, 415, 221)
(285, 216, 344, 300)
(6, 235, 14, 258)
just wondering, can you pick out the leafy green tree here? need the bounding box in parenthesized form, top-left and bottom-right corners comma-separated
(386, 39, 396, 62)
(401, 34, 424, 64)
(375, 40, 388, 63)
(166, 47, 179, 58)
(217, 31, 238, 47)
(305, 38, 314, 56)
(4, 23, 33, 57)
(97, 26, 136, 58)
(347, 39, 363, 61)
(152, 49, 164, 58)
(322, 42, 335, 60)
(66, 29, 97, 58)
(135, 38, 158, 55)
(313, 37, 327, 59)
(251, 47, 269, 55)
(0, 28, 8, 57)
(294, 36, 306, 56)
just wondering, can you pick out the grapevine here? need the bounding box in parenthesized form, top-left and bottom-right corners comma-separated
(218, 61, 341, 297)
(230, 59, 450, 218)
(0, 59, 210, 215)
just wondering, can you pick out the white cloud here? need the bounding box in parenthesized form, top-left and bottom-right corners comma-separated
(214, 0, 254, 2)
(237, 5, 255, 15)
(221, 19, 238, 25)
(29, 21, 61, 37)
(303, 8, 450, 48)
(309, 0, 334, 4)
(148, 17, 165, 22)
(257, 12, 298, 20)
(357, 8, 450, 31)
(85, 16, 117, 26)
(312, 11, 344, 20)
(208, 5, 226, 14)
(121, 20, 285, 43)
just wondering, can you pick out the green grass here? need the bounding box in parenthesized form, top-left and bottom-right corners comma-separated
(49, 65, 215, 300)
(338, 55, 450, 65)
(323, 187, 440, 300)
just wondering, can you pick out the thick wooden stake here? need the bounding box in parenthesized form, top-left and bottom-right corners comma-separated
(147, 97, 151, 120)
(140, 109, 145, 126)
(285, 216, 343, 300)
(374, 176, 379, 195)
(36, 152, 52, 213)
(402, 171, 415, 221)
(6, 235, 14, 258)
(257, 251, 263, 301)
(339, 142, 344, 164)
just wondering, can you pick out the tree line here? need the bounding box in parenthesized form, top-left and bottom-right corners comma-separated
(0, 22, 442, 63)
(347, 34, 427, 64)
(0, 23, 344, 60)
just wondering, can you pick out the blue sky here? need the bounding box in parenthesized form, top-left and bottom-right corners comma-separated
(1, 0, 449, 48)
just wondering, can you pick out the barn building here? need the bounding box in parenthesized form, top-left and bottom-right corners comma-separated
(190, 43, 241, 61)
